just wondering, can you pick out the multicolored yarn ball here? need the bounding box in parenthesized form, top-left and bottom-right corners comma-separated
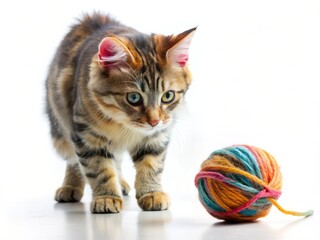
(195, 145, 313, 222)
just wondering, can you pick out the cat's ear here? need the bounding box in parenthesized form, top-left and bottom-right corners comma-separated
(166, 27, 197, 67)
(98, 37, 133, 70)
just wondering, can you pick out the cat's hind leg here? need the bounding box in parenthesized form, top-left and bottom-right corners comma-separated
(120, 178, 131, 196)
(114, 153, 131, 196)
(53, 137, 85, 202)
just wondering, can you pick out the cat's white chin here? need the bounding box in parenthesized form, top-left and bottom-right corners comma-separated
(131, 121, 170, 136)
(139, 126, 165, 135)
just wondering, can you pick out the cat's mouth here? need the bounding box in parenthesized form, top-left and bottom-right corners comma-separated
(131, 119, 171, 135)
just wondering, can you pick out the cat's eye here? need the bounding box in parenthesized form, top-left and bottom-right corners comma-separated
(161, 91, 175, 104)
(127, 92, 143, 106)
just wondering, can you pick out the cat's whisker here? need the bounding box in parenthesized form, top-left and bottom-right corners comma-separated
(170, 124, 186, 152)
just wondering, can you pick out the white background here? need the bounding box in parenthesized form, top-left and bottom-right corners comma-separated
(0, 1, 319, 239)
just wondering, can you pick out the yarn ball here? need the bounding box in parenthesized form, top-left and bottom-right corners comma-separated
(194, 145, 313, 222)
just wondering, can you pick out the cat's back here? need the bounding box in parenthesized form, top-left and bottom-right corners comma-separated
(46, 13, 126, 136)
(53, 13, 123, 70)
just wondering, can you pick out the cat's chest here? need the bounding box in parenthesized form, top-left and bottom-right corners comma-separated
(89, 120, 168, 154)
(107, 128, 145, 152)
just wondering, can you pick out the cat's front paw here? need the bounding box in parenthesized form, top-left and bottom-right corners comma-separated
(91, 196, 123, 213)
(137, 191, 170, 211)
(55, 185, 83, 202)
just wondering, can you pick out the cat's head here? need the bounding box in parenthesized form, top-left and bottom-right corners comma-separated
(89, 27, 196, 134)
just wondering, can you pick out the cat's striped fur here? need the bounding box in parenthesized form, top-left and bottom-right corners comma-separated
(46, 13, 196, 213)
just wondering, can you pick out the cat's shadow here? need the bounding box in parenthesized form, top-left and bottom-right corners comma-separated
(54, 202, 86, 214)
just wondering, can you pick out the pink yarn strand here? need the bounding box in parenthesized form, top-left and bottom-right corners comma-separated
(195, 171, 282, 217)
(207, 188, 281, 217)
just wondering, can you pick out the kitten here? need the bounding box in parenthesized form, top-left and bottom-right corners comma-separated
(46, 13, 196, 213)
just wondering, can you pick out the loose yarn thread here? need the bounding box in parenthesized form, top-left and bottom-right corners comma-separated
(195, 145, 313, 222)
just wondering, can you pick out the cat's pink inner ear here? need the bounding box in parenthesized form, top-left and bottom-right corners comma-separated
(98, 37, 128, 69)
(176, 54, 189, 67)
(167, 30, 196, 67)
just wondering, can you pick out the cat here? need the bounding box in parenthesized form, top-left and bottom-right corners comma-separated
(46, 12, 196, 213)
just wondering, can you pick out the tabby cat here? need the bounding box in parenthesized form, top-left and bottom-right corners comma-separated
(46, 13, 196, 213)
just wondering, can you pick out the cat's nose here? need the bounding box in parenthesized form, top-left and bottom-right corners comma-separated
(148, 119, 160, 127)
